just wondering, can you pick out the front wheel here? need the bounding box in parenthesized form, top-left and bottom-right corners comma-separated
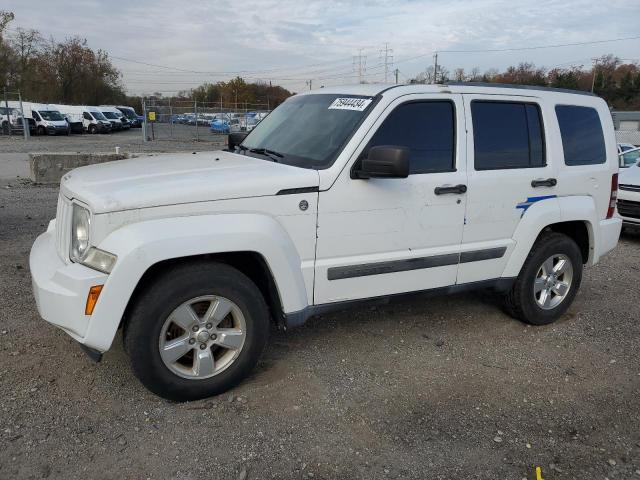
(88, 124, 97, 134)
(124, 262, 270, 401)
(504, 232, 583, 325)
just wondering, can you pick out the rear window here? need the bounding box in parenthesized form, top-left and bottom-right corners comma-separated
(555, 105, 606, 166)
(472, 101, 545, 170)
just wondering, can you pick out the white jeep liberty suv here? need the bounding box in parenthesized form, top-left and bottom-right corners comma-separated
(30, 83, 622, 401)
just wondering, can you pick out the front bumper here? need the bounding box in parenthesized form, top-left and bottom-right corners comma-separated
(617, 188, 640, 226)
(30, 226, 108, 350)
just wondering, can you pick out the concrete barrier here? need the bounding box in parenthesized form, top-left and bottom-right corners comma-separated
(29, 152, 132, 184)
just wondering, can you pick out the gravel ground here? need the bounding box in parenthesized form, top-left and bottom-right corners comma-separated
(0, 180, 639, 480)
(0, 126, 225, 155)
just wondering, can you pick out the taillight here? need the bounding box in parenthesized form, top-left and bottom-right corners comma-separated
(607, 173, 618, 219)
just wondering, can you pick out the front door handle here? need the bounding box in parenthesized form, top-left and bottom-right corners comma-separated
(531, 178, 557, 188)
(434, 184, 467, 195)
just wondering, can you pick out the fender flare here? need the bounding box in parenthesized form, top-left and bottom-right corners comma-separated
(83, 213, 310, 351)
(501, 195, 596, 278)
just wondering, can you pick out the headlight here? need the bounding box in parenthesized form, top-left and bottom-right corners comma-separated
(70, 204, 91, 262)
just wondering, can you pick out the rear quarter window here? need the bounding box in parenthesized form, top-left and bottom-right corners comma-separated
(555, 105, 606, 166)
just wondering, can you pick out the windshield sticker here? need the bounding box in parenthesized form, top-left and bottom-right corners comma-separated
(328, 98, 372, 111)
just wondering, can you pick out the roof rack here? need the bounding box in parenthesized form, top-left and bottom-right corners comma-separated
(445, 81, 596, 97)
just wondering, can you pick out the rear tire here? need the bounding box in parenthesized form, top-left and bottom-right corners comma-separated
(504, 232, 583, 325)
(124, 262, 270, 401)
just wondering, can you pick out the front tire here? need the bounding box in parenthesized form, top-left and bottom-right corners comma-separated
(124, 262, 270, 401)
(504, 232, 583, 325)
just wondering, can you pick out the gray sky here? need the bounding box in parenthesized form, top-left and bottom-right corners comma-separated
(5, 0, 640, 94)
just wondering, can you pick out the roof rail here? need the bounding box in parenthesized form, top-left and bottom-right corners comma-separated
(445, 81, 597, 97)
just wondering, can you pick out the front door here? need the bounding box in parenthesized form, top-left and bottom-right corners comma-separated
(314, 94, 468, 305)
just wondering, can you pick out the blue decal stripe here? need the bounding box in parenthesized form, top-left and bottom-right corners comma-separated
(516, 195, 557, 216)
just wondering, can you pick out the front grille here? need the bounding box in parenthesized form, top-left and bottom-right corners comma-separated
(617, 199, 640, 220)
(55, 195, 72, 261)
(620, 184, 640, 193)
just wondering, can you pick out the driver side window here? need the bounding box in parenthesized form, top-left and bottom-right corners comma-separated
(83, 112, 92, 121)
(365, 101, 456, 174)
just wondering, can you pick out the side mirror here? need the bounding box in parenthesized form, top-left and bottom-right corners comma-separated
(353, 145, 410, 179)
(228, 132, 248, 151)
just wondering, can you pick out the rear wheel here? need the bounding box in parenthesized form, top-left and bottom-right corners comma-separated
(504, 232, 583, 325)
(124, 262, 270, 401)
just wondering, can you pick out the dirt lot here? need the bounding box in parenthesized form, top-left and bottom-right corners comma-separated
(0, 127, 225, 155)
(0, 179, 639, 480)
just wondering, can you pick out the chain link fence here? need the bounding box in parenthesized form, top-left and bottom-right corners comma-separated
(615, 130, 640, 146)
(141, 98, 271, 143)
(1, 89, 31, 139)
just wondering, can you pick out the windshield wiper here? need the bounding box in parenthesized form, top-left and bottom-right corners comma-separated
(245, 147, 283, 162)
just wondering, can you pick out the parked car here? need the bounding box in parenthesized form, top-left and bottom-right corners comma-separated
(30, 83, 621, 401)
(115, 106, 143, 128)
(56, 105, 111, 134)
(617, 147, 640, 228)
(0, 106, 27, 135)
(12, 102, 70, 136)
(49, 104, 84, 134)
(99, 107, 124, 131)
(619, 145, 640, 168)
(618, 142, 636, 154)
(210, 118, 230, 134)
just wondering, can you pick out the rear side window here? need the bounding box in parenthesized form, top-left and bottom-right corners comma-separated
(367, 101, 455, 174)
(555, 105, 606, 166)
(472, 101, 545, 170)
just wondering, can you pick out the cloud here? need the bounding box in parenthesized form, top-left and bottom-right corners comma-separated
(5, 0, 640, 93)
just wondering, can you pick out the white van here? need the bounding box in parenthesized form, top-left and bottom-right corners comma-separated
(98, 106, 124, 131)
(57, 106, 112, 134)
(12, 102, 70, 136)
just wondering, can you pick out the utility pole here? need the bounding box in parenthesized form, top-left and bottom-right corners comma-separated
(394, 68, 399, 84)
(306, 79, 312, 90)
(353, 48, 367, 84)
(433, 52, 439, 84)
(379, 43, 394, 83)
(3, 87, 11, 137)
(591, 57, 599, 93)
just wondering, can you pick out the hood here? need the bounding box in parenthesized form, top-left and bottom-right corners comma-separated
(619, 163, 640, 186)
(60, 151, 319, 214)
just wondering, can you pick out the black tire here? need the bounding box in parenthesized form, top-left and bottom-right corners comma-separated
(37, 126, 46, 136)
(1, 122, 8, 135)
(504, 232, 583, 325)
(124, 262, 270, 401)
(89, 124, 97, 134)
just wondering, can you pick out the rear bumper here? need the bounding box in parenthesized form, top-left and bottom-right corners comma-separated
(595, 217, 622, 261)
(30, 227, 109, 350)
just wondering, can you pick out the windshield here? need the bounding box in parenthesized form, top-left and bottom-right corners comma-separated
(39, 110, 65, 121)
(620, 148, 640, 167)
(118, 107, 137, 120)
(102, 111, 119, 119)
(239, 93, 375, 169)
(90, 111, 107, 121)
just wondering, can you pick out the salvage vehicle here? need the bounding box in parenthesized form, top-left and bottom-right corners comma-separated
(30, 83, 621, 401)
(617, 147, 640, 228)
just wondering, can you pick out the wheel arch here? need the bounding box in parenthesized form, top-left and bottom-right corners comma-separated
(502, 195, 597, 278)
(120, 251, 285, 338)
(82, 213, 310, 352)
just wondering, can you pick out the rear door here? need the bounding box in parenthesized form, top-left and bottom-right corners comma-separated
(459, 94, 558, 284)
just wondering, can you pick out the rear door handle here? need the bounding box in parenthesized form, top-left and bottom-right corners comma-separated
(531, 178, 557, 188)
(434, 184, 467, 195)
